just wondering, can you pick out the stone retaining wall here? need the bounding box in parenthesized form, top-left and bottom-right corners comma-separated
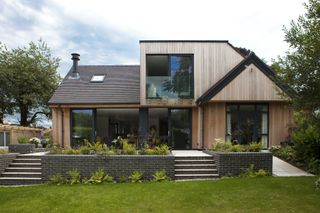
(41, 154, 175, 181)
(9, 144, 35, 154)
(204, 151, 273, 176)
(0, 153, 19, 174)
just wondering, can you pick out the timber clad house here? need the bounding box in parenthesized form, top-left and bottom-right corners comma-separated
(49, 40, 294, 150)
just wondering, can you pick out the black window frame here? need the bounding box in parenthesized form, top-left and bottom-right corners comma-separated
(70, 108, 96, 147)
(225, 103, 269, 148)
(146, 54, 194, 99)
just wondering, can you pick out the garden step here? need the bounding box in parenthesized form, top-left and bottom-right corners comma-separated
(13, 159, 41, 163)
(6, 167, 42, 172)
(9, 163, 41, 167)
(175, 169, 217, 174)
(175, 174, 219, 180)
(175, 160, 215, 164)
(175, 164, 216, 169)
(0, 177, 42, 185)
(16, 155, 42, 159)
(174, 157, 214, 160)
(2, 172, 42, 178)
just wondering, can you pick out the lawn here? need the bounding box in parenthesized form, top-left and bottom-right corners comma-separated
(0, 177, 319, 213)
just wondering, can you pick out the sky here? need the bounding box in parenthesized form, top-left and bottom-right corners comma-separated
(0, 0, 306, 126)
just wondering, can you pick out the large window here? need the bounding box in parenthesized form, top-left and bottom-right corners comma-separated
(146, 55, 194, 99)
(71, 109, 94, 147)
(0, 131, 10, 147)
(226, 104, 268, 148)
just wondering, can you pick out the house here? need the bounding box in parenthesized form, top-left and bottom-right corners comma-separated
(0, 124, 44, 147)
(49, 40, 294, 149)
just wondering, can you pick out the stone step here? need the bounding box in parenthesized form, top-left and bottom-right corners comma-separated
(174, 156, 214, 160)
(13, 158, 41, 163)
(6, 167, 42, 172)
(0, 177, 42, 185)
(1, 172, 42, 178)
(9, 163, 41, 167)
(175, 164, 216, 169)
(16, 155, 42, 159)
(175, 174, 219, 180)
(175, 159, 215, 164)
(175, 168, 218, 174)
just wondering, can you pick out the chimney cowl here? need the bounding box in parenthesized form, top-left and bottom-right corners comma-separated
(69, 53, 80, 79)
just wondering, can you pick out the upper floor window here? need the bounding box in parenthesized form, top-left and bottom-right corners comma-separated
(146, 55, 194, 99)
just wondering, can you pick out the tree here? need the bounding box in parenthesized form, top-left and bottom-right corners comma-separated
(0, 40, 61, 126)
(272, 0, 320, 126)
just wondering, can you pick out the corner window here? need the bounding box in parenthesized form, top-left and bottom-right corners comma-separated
(0, 131, 10, 147)
(226, 104, 268, 148)
(71, 109, 94, 147)
(146, 55, 194, 99)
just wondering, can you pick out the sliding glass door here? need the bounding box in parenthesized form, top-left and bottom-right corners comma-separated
(170, 109, 192, 149)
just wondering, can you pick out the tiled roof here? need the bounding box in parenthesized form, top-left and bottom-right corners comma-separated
(49, 65, 140, 104)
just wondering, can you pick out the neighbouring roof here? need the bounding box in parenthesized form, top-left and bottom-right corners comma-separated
(0, 124, 43, 132)
(49, 65, 140, 104)
(196, 52, 295, 105)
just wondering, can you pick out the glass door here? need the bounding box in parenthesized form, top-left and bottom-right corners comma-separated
(170, 109, 192, 149)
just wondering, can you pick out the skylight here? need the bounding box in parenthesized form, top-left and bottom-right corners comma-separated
(90, 74, 105, 82)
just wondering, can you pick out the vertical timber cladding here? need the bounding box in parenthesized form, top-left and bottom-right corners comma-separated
(269, 102, 294, 146)
(203, 102, 226, 149)
(140, 42, 244, 105)
(51, 107, 71, 147)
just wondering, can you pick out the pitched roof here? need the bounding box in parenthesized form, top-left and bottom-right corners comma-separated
(49, 65, 140, 104)
(196, 52, 294, 105)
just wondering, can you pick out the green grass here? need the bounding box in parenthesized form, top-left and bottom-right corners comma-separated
(0, 177, 319, 213)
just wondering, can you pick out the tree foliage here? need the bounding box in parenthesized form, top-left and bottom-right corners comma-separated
(0, 40, 61, 126)
(272, 0, 320, 125)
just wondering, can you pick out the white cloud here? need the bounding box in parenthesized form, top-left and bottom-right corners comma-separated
(0, 0, 306, 76)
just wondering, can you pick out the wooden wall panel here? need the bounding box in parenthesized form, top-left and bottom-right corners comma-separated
(192, 107, 199, 149)
(140, 42, 244, 106)
(203, 102, 226, 149)
(269, 102, 294, 146)
(51, 107, 71, 148)
(211, 64, 286, 101)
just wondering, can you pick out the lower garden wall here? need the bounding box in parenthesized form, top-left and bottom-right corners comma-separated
(41, 155, 175, 181)
(0, 153, 19, 174)
(204, 151, 273, 176)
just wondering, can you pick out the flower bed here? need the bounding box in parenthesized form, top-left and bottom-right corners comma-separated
(41, 154, 175, 181)
(8, 144, 35, 153)
(204, 150, 272, 176)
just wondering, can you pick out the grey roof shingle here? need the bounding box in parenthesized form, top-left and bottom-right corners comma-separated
(49, 65, 140, 104)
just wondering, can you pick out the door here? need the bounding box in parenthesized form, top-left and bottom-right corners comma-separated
(170, 109, 192, 149)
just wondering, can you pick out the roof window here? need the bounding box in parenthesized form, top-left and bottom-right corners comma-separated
(90, 74, 105, 82)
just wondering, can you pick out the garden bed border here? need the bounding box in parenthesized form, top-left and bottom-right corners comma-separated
(41, 154, 175, 181)
(204, 150, 273, 176)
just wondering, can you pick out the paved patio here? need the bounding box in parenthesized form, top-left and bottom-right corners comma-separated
(273, 156, 314, 177)
(172, 150, 211, 157)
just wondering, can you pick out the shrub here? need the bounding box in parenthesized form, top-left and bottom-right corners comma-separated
(122, 140, 137, 155)
(307, 158, 320, 174)
(230, 144, 245, 152)
(79, 146, 91, 155)
(67, 169, 81, 185)
(17, 136, 29, 144)
(143, 144, 170, 155)
(293, 124, 320, 168)
(247, 142, 263, 152)
(118, 176, 128, 183)
(241, 164, 268, 178)
(0, 149, 8, 154)
(315, 177, 320, 190)
(62, 148, 80, 155)
(212, 141, 233, 152)
(153, 170, 170, 182)
(86, 168, 113, 184)
(129, 171, 143, 183)
(49, 174, 66, 185)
